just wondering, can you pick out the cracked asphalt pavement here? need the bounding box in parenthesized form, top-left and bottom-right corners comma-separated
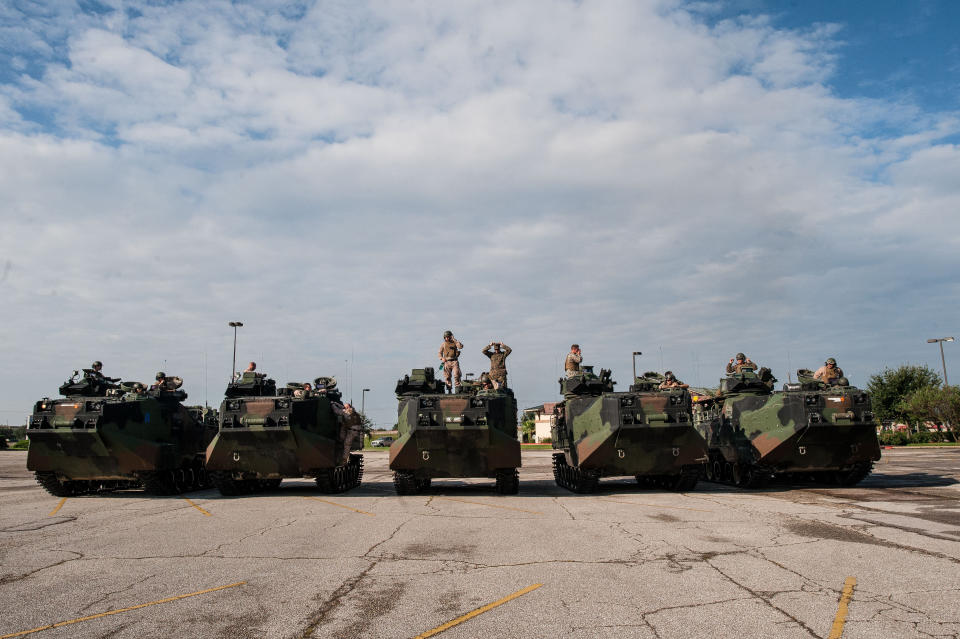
(1, 448, 959, 638)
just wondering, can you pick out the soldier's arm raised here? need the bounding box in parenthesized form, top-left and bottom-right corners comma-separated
(502, 344, 512, 356)
(482, 345, 492, 357)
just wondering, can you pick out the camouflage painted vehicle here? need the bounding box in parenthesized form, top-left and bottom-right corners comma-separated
(390, 368, 520, 495)
(551, 367, 708, 493)
(694, 366, 881, 487)
(205, 373, 364, 496)
(27, 370, 213, 496)
(187, 405, 220, 433)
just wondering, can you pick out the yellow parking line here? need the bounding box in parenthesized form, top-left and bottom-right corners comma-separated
(828, 576, 857, 639)
(437, 496, 542, 515)
(413, 583, 543, 638)
(305, 496, 374, 516)
(182, 497, 212, 517)
(0, 581, 246, 639)
(598, 497, 713, 513)
(48, 498, 67, 517)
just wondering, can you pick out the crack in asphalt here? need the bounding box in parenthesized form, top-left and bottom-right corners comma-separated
(702, 557, 821, 638)
(0, 550, 84, 585)
(297, 518, 410, 638)
(77, 572, 158, 613)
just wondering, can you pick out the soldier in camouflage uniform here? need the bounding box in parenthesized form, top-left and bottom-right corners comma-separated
(88, 361, 119, 385)
(565, 344, 582, 378)
(726, 353, 757, 374)
(334, 402, 364, 465)
(438, 330, 464, 393)
(482, 341, 512, 389)
(813, 358, 844, 383)
(658, 371, 689, 389)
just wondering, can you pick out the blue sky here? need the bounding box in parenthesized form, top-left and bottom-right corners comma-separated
(1, 0, 958, 429)
(708, 0, 960, 113)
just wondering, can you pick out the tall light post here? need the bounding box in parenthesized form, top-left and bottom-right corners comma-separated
(632, 351, 642, 383)
(229, 321, 243, 380)
(361, 388, 370, 416)
(927, 337, 955, 386)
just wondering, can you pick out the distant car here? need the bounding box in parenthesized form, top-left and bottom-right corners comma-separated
(370, 436, 394, 447)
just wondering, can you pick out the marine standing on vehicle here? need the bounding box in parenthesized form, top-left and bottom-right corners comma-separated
(482, 341, 512, 389)
(565, 344, 582, 377)
(438, 331, 464, 393)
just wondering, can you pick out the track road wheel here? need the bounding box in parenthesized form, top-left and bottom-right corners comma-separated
(551, 453, 566, 489)
(836, 462, 874, 486)
(140, 471, 178, 495)
(211, 471, 248, 496)
(495, 468, 519, 495)
(259, 478, 283, 490)
(35, 472, 90, 497)
(669, 470, 699, 492)
(393, 470, 422, 495)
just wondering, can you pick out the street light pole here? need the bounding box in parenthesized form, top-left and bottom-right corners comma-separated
(361, 388, 370, 416)
(927, 337, 955, 386)
(229, 321, 243, 380)
(632, 352, 642, 383)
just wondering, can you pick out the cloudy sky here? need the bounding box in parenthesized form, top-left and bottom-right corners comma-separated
(2, 0, 958, 429)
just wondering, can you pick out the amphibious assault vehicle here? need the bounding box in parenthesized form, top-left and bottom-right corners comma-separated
(205, 373, 364, 495)
(27, 369, 214, 496)
(390, 368, 520, 494)
(551, 367, 708, 493)
(694, 366, 881, 487)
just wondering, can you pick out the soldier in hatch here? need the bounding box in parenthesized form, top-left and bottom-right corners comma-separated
(88, 361, 120, 384)
(438, 331, 464, 393)
(813, 358, 844, 383)
(659, 371, 689, 390)
(726, 353, 758, 374)
(482, 341, 512, 389)
(565, 344, 582, 378)
(150, 371, 168, 391)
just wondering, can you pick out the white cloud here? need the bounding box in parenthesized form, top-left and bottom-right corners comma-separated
(0, 0, 958, 428)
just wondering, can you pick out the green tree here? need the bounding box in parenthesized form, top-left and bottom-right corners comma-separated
(520, 418, 536, 443)
(867, 365, 942, 429)
(900, 386, 960, 440)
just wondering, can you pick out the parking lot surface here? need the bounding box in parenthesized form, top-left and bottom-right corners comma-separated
(1, 447, 959, 638)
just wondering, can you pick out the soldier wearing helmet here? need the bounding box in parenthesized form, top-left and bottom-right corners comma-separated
(150, 371, 168, 391)
(659, 371, 689, 390)
(87, 361, 120, 384)
(726, 353, 757, 374)
(813, 358, 844, 383)
(438, 331, 464, 393)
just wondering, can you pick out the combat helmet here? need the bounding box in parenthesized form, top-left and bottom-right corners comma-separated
(443, 330, 453, 338)
(826, 357, 837, 365)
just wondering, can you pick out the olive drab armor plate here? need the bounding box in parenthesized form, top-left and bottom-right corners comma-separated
(27, 371, 213, 496)
(205, 374, 364, 495)
(389, 367, 520, 494)
(694, 368, 881, 487)
(551, 369, 708, 493)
